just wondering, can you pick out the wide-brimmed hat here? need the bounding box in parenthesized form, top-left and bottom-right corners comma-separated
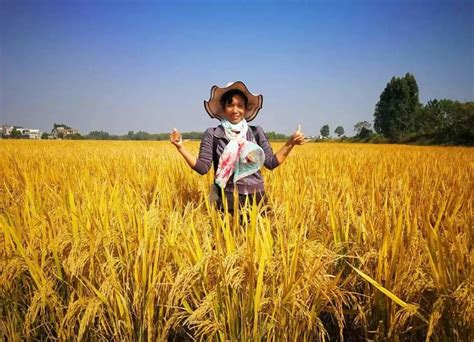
(204, 81, 263, 122)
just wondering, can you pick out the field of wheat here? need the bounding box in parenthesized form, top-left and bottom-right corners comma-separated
(0, 140, 472, 341)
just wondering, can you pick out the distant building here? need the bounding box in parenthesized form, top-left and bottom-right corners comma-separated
(51, 126, 80, 139)
(1, 125, 41, 139)
(20, 128, 40, 139)
(1, 125, 14, 137)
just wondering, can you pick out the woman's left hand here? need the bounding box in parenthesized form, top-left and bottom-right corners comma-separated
(288, 124, 305, 146)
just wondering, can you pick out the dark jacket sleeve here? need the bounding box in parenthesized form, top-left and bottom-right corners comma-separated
(193, 128, 214, 175)
(255, 126, 280, 170)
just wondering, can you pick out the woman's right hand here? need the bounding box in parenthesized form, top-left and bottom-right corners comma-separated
(170, 128, 183, 149)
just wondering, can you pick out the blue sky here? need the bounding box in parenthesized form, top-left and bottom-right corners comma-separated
(1, 0, 473, 136)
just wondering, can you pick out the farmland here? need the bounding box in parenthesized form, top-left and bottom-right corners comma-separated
(0, 140, 472, 340)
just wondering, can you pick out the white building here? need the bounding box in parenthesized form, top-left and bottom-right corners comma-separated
(1, 125, 14, 136)
(0, 125, 41, 139)
(20, 128, 41, 139)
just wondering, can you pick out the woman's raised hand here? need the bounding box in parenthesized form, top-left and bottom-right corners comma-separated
(169, 128, 197, 168)
(170, 128, 183, 149)
(289, 124, 305, 146)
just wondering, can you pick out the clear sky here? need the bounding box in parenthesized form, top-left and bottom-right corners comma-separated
(1, 0, 473, 136)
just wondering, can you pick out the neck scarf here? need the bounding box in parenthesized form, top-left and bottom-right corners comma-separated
(215, 119, 265, 189)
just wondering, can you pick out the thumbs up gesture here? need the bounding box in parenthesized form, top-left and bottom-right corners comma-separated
(170, 128, 183, 149)
(289, 124, 305, 146)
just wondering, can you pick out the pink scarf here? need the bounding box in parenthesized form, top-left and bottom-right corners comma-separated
(214, 119, 264, 189)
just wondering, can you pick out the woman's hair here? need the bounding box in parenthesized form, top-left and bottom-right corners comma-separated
(220, 89, 248, 109)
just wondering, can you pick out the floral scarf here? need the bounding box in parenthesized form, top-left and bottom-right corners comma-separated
(214, 119, 265, 189)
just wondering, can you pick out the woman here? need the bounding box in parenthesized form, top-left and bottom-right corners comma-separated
(170, 81, 305, 213)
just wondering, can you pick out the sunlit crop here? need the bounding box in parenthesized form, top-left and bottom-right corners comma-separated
(0, 140, 472, 340)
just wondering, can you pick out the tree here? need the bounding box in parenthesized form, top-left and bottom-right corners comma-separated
(67, 133, 84, 140)
(414, 99, 473, 144)
(354, 121, 371, 135)
(447, 101, 474, 144)
(41, 132, 50, 139)
(335, 126, 345, 137)
(133, 131, 151, 140)
(10, 128, 22, 139)
(374, 73, 421, 140)
(265, 131, 288, 140)
(53, 123, 71, 129)
(182, 131, 205, 140)
(416, 99, 446, 135)
(358, 127, 374, 139)
(87, 130, 111, 140)
(320, 124, 330, 138)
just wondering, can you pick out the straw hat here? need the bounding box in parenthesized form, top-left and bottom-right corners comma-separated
(203, 81, 263, 122)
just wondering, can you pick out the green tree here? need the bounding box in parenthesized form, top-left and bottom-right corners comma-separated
(10, 128, 22, 139)
(67, 133, 84, 140)
(335, 126, 345, 137)
(133, 131, 150, 140)
(265, 131, 288, 140)
(448, 101, 474, 144)
(354, 121, 371, 135)
(182, 131, 205, 140)
(86, 130, 111, 140)
(374, 73, 421, 140)
(320, 124, 330, 138)
(53, 123, 71, 129)
(358, 127, 374, 139)
(416, 99, 473, 144)
(436, 100, 473, 144)
(416, 99, 446, 135)
(41, 132, 50, 139)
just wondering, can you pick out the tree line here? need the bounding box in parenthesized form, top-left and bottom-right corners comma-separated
(78, 130, 289, 141)
(373, 73, 473, 144)
(317, 73, 473, 145)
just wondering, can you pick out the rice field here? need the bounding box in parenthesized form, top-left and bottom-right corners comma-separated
(0, 140, 472, 341)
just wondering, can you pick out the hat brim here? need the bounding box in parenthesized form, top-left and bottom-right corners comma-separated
(203, 81, 263, 122)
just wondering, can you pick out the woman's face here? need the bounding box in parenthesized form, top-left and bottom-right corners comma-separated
(223, 94, 246, 124)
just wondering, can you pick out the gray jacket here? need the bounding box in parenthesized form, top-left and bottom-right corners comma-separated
(193, 125, 280, 194)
